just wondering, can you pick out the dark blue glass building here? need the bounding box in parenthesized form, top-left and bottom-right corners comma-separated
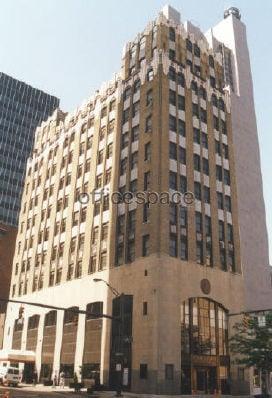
(0, 72, 59, 226)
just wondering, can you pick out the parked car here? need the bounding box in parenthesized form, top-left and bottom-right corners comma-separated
(0, 366, 20, 386)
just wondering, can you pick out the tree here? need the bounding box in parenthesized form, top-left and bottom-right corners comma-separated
(230, 312, 272, 396)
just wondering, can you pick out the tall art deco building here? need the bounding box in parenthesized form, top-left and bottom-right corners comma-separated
(1, 5, 271, 395)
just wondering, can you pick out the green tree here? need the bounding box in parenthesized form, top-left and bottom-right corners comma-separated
(230, 313, 272, 396)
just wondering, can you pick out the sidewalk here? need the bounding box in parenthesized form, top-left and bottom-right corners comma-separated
(16, 385, 252, 398)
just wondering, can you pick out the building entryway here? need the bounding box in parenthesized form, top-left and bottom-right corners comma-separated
(195, 367, 217, 394)
(23, 362, 35, 384)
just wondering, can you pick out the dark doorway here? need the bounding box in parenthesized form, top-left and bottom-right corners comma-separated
(195, 367, 217, 394)
(109, 295, 133, 391)
(23, 363, 35, 384)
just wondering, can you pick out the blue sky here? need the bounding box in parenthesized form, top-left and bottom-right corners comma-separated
(0, 0, 271, 261)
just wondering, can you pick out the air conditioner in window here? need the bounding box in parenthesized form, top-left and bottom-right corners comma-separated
(219, 240, 225, 248)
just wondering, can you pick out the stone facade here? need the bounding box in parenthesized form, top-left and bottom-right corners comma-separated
(1, 5, 269, 396)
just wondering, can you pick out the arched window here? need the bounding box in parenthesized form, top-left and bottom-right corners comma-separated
(64, 306, 79, 325)
(181, 297, 229, 394)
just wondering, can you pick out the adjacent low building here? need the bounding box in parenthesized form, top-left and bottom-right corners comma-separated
(1, 6, 271, 395)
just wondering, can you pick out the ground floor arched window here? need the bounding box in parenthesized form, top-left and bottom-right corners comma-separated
(181, 298, 230, 394)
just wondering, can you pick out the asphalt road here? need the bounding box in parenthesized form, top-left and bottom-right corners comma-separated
(0, 386, 76, 397)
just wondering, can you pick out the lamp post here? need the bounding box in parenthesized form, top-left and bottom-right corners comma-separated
(93, 278, 124, 397)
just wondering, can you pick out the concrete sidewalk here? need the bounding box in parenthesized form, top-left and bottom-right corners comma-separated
(15, 385, 252, 398)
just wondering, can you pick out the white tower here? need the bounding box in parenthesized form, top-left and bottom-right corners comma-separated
(206, 8, 272, 310)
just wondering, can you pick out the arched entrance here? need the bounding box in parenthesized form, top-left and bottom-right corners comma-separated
(181, 298, 230, 394)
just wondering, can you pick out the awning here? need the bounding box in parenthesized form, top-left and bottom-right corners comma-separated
(0, 349, 35, 363)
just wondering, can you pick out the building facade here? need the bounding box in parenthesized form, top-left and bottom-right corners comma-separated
(0, 72, 59, 226)
(0, 73, 59, 351)
(0, 223, 17, 348)
(1, 6, 271, 395)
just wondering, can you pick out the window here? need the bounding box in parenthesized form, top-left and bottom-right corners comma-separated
(132, 101, 140, 117)
(169, 234, 177, 257)
(216, 166, 223, 181)
(180, 175, 187, 193)
(169, 172, 177, 190)
(144, 171, 151, 190)
(123, 108, 130, 124)
(217, 192, 224, 210)
(101, 107, 107, 118)
(94, 202, 100, 216)
(210, 76, 216, 88)
(219, 221, 225, 241)
(192, 103, 199, 117)
(193, 128, 200, 144)
(169, 203, 177, 225)
(215, 139, 221, 155)
(202, 158, 209, 175)
(120, 158, 127, 175)
(227, 224, 233, 242)
(194, 154, 201, 172)
(168, 67, 176, 81)
(186, 38, 192, 51)
(140, 364, 148, 379)
(98, 150, 104, 164)
(143, 301, 148, 315)
(131, 152, 138, 169)
(123, 87, 131, 101)
(96, 174, 103, 188)
(145, 115, 152, 133)
(194, 182, 201, 201)
(225, 195, 232, 212)
(165, 364, 174, 380)
(130, 179, 137, 194)
(169, 27, 175, 41)
(200, 108, 207, 123)
(169, 115, 177, 132)
(143, 202, 150, 223)
(178, 95, 185, 111)
(209, 55, 215, 68)
(144, 142, 151, 161)
(178, 120, 186, 136)
(146, 89, 153, 106)
(132, 125, 139, 141)
(134, 79, 141, 93)
(180, 236, 188, 260)
(223, 144, 229, 159)
(195, 212, 202, 233)
(169, 142, 177, 160)
(142, 235, 150, 257)
(224, 170, 230, 185)
(169, 49, 176, 61)
(202, 133, 208, 149)
(177, 72, 185, 87)
(121, 132, 129, 149)
(169, 90, 176, 106)
(204, 186, 210, 203)
(179, 147, 186, 164)
(205, 216, 212, 236)
(147, 68, 154, 81)
(196, 241, 203, 264)
(199, 86, 206, 99)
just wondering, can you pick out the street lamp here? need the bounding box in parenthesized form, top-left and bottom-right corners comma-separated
(93, 278, 124, 397)
(93, 278, 121, 297)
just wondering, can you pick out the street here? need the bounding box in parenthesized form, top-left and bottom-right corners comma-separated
(0, 386, 86, 397)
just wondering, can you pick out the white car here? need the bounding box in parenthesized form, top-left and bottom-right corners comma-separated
(0, 366, 20, 386)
